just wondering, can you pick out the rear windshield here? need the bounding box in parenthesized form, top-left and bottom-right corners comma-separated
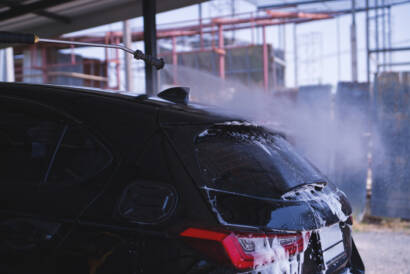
(195, 125, 325, 198)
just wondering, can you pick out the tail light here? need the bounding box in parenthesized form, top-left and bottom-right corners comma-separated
(180, 228, 310, 270)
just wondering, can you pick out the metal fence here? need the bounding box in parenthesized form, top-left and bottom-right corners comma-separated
(334, 82, 370, 218)
(297, 83, 371, 218)
(371, 72, 410, 219)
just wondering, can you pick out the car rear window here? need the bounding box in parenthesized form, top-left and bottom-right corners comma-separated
(195, 125, 325, 198)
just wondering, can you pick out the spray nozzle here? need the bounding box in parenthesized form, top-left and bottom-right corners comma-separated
(133, 49, 164, 70)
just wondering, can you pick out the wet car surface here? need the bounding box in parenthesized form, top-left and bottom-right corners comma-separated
(0, 82, 364, 273)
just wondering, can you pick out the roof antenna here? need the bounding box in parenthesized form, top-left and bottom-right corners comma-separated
(0, 31, 165, 70)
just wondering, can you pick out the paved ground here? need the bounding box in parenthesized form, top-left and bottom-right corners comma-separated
(353, 230, 410, 274)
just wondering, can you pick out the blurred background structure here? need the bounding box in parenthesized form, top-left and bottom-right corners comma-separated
(0, 0, 409, 222)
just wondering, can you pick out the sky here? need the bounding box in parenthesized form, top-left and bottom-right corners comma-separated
(64, 0, 410, 91)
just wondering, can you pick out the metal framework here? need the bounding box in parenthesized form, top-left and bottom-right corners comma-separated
(365, 0, 410, 82)
(11, 0, 410, 90)
(14, 8, 333, 91)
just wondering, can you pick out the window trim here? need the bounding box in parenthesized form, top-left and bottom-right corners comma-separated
(42, 124, 69, 184)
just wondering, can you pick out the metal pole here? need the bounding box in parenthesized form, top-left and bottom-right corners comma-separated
(41, 47, 47, 84)
(293, 23, 298, 87)
(123, 20, 134, 91)
(366, 0, 370, 83)
(382, 0, 386, 70)
(231, 0, 236, 41)
(388, 5, 392, 70)
(283, 24, 287, 87)
(375, 0, 380, 72)
(104, 33, 109, 89)
(218, 24, 225, 79)
(262, 26, 269, 92)
(172, 36, 178, 84)
(142, 0, 158, 96)
(251, 12, 255, 45)
(199, 3, 204, 50)
(336, 16, 341, 82)
(378, 61, 410, 67)
(351, 0, 358, 82)
(5, 47, 14, 82)
(370, 46, 410, 53)
(115, 36, 121, 90)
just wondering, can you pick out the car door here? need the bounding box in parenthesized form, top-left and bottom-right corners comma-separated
(0, 96, 114, 271)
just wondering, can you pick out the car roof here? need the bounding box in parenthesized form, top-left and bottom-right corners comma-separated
(0, 81, 243, 123)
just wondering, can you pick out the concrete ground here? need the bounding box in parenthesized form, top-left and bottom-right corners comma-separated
(353, 230, 410, 274)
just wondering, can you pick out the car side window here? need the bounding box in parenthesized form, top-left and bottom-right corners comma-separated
(0, 109, 64, 185)
(0, 100, 112, 187)
(47, 126, 112, 185)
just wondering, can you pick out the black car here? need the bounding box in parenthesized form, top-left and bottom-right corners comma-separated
(0, 82, 364, 274)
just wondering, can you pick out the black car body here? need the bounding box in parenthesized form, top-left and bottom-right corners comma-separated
(0, 82, 364, 274)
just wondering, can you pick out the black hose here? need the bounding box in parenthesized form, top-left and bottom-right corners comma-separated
(0, 31, 37, 44)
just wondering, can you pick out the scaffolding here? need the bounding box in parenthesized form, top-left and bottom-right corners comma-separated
(12, 0, 410, 90)
(13, 8, 335, 91)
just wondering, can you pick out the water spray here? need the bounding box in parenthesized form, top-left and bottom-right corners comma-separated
(0, 31, 165, 70)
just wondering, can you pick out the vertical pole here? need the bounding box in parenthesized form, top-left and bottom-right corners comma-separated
(115, 36, 120, 90)
(231, 0, 236, 41)
(351, 0, 358, 82)
(366, 0, 370, 83)
(382, 0, 386, 70)
(293, 23, 298, 87)
(6, 48, 14, 82)
(211, 23, 215, 49)
(1, 47, 15, 82)
(388, 5, 392, 70)
(262, 26, 269, 92)
(218, 24, 225, 79)
(31, 46, 35, 71)
(123, 20, 134, 91)
(104, 33, 109, 89)
(70, 43, 75, 64)
(375, 0, 380, 72)
(337, 16, 341, 82)
(283, 24, 286, 87)
(172, 36, 178, 84)
(42, 47, 47, 84)
(199, 3, 204, 50)
(251, 12, 255, 45)
(142, 0, 158, 96)
(282, 25, 286, 53)
(278, 26, 281, 49)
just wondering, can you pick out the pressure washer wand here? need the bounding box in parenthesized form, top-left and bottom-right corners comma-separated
(0, 31, 165, 70)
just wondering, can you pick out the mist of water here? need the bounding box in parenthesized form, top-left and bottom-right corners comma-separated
(160, 65, 382, 194)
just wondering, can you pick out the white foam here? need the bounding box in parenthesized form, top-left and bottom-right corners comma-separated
(250, 232, 310, 274)
(282, 185, 348, 223)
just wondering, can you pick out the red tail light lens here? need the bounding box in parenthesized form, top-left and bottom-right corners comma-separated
(180, 228, 310, 270)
